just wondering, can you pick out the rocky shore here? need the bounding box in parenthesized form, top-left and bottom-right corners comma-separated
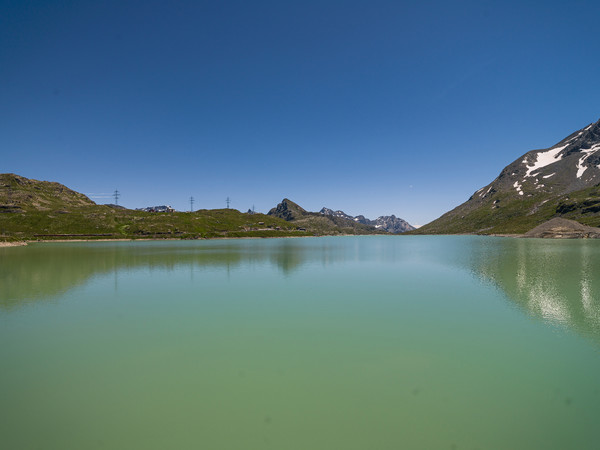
(522, 217, 600, 239)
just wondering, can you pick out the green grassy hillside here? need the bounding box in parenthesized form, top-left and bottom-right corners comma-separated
(413, 184, 600, 235)
(0, 206, 311, 241)
(0, 174, 311, 241)
(0, 174, 383, 241)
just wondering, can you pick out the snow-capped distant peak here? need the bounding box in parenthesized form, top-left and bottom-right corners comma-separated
(320, 207, 415, 233)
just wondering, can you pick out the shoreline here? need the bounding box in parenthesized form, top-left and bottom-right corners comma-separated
(0, 241, 29, 247)
(0, 234, 393, 246)
(29, 236, 312, 243)
(7, 232, 594, 246)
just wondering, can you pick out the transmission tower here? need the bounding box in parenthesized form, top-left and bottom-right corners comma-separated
(113, 189, 120, 205)
(226, 197, 230, 209)
(189, 196, 194, 212)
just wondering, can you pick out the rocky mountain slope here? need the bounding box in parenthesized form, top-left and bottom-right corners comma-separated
(268, 198, 308, 221)
(417, 118, 600, 234)
(319, 207, 415, 233)
(268, 199, 386, 235)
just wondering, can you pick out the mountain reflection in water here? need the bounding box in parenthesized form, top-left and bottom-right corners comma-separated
(2, 236, 600, 343)
(0, 239, 356, 309)
(467, 237, 600, 343)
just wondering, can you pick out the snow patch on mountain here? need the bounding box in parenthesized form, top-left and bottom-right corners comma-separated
(523, 145, 566, 177)
(513, 181, 524, 195)
(319, 207, 414, 233)
(576, 143, 600, 178)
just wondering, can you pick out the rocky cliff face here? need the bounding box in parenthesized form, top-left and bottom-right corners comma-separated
(372, 215, 415, 233)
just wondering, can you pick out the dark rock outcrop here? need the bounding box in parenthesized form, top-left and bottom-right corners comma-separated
(268, 198, 308, 221)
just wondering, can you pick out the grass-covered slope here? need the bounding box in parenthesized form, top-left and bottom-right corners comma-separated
(0, 173, 95, 212)
(0, 174, 310, 241)
(0, 206, 310, 241)
(414, 184, 600, 235)
(0, 174, 387, 241)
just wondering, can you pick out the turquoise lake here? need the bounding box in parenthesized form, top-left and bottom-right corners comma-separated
(1, 236, 600, 449)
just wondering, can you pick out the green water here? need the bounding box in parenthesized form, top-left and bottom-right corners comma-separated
(1, 236, 600, 449)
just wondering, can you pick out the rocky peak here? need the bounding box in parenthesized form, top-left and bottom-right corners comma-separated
(417, 116, 600, 235)
(373, 215, 415, 233)
(320, 206, 415, 233)
(561, 118, 600, 156)
(267, 198, 307, 221)
(319, 207, 354, 221)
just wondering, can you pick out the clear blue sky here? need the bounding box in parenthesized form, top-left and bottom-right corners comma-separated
(2, 0, 599, 226)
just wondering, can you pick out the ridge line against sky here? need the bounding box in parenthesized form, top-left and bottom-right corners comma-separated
(2, 0, 599, 226)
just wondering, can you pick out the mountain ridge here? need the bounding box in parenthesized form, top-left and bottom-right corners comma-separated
(267, 199, 386, 235)
(318, 207, 415, 233)
(416, 118, 600, 234)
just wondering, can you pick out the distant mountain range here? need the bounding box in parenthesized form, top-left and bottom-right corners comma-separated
(267, 199, 383, 235)
(319, 207, 415, 233)
(266, 198, 414, 234)
(417, 117, 600, 234)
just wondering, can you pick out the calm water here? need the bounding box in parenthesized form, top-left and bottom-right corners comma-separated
(1, 236, 600, 449)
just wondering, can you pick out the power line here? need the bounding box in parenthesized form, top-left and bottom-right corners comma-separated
(113, 189, 120, 205)
(226, 197, 230, 209)
(189, 196, 194, 212)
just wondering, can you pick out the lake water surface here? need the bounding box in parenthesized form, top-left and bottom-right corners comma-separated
(1, 236, 600, 449)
